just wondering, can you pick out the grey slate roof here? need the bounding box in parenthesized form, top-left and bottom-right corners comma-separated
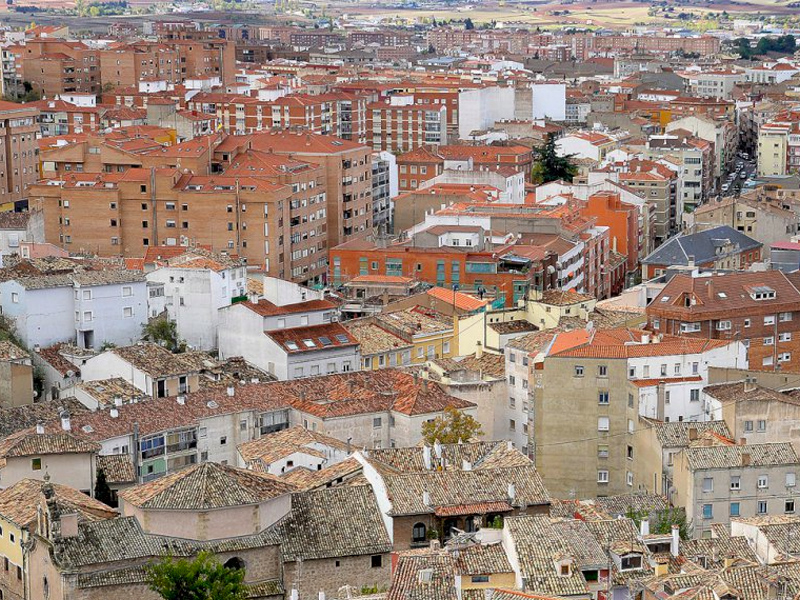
(642, 225, 761, 266)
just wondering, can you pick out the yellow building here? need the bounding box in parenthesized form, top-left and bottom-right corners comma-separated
(344, 321, 414, 370)
(758, 122, 789, 176)
(374, 306, 455, 364)
(0, 478, 116, 600)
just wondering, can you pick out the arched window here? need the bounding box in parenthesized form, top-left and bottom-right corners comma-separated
(412, 522, 426, 544)
(223, 557, 245, 571)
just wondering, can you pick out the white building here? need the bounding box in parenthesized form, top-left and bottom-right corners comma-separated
(0, 211, 44, 266)
(0, 270, 148, 350)
(531, 82, 566, 121)
(458, 86, 516, 140)
(145, 251, 248, 350)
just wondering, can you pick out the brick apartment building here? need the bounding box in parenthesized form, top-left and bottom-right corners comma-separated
(646, 271, 800, 372)
(98, 41, 182, 89)
(368, 100, 446, 154)
(214, 131, 372, 247)
(0, 101, 39, 209)
(22, 39, 100, 97)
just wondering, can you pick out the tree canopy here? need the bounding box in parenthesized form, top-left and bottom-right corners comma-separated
(94, 468, 114, 506)
(147, 552, 247, 600)
(531, 133, 578, 184)
(421, 405, 483, 444)
(142, 318, 187, 353)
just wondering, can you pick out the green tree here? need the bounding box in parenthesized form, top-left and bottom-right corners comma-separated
(94, 468, 114, 506)
(421, 405, 483, 444)
(464, 17, 474, 30)
(142, 318, 186, 353)
(626, 506, 691, 540)
(531, 133, 578, 184)
(147, 552, 247, 600)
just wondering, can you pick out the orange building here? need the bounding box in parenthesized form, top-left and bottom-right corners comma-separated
(580, 191, 640, 277)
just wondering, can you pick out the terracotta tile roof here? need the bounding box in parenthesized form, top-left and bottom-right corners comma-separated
(0, 398, 88, 439)
(683, 442, 799, 471)
(434, 501, 512, 517)
(539, 289, 595, 306)
(453, 541, 513, 575)
(646, 420, 732, 448)
(457, 352, 506, 379)
(279, 456, 363, 491)
(0, 428, 100, 460)
(270, 485, 391, 561)
(243, 298, 335, 317)
(389, 551, 458, 600)
(0, 341, 29, 362)
(345, 321, 412, 356)
(347, 274, 416, 285)
(376, 306, 453, 337)
(0, 212, 32, 229)
(548, 328, 734, 359)
(426, 286, 489, 312)
(0, 478, 116, 530)
(96, 454, 136, 484)
(119, 462, 295, 510)
(631, 375, 703, 387)
(76, 378, 147, 406)
(237, 424, 349, 465)
(265, 322, 359, 353)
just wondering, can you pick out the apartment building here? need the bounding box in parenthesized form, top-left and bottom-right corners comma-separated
(220, 131, 373, 246)
(534, 328, 744, 499)
(0, 101, 38, 208)
(98, 41, 182, 88)
(690, 195, 798, 249)
(645, 133, 714, 208)
(30, 98, 99, 137)
(22, 38, 100, 97)
(678, 69, 744, 100)
(171, 38, 236, 85)
(368, 98, 447, 153)
(646, 270, 800, 372)
(673, 441, 800, 538)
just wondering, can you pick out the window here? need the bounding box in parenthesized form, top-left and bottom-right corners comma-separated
(220, 436, 227, 445)
(702, 504, 713, 519)
(744, 421, 754, 432)
(692, 362, 699, 375)
(123, 307, 133, 318)
(471, 576, 490, 583)
(412, 522, 426, 544)
(787, 500, 796, 514)
(730, 502, 740, 517)
(780, 312, 793, 322)
(371, 555, 382, 568)
(765, 315, 776, 326)
(31, 458, 42, 470)
(628, 393, 634, 408)
(598, 417, 610, 431)
(597, 470, 609, 483)
(764, 336, 775, 346)
(788, 473, 796, 487)
(627, 471, 634, 486)
(730, 476, 740, 490)
(122, 286, 132, 297)
(758, 501, 768, 515)
(745, 318, 751, 328)
(757, 420, 767, 432)
(373, 417, 382, 428)
(780, 332, 792, 342)
(598, 365, 608, 376)
(509, 419, 516, 432)
(758, 475, 769, 489)
(574, 365, 584, 377)
(598, 391, 609, 405)
(780, 353, 792, 363)
(702, 477, 713, 492)
(620, 555, 642, 570)
(598, 445, 609, 458)
(690, 389, 700, 402)
(717, 320, 732, 331)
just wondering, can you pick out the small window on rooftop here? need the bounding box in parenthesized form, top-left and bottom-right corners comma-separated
(319, 336, 332, 346)
(335, 334, 349, 343)
(303, 339, 316, 348)
(285, 341, 299, 351)
(660, 296, 670, 302)
(717, 292, 727, 299)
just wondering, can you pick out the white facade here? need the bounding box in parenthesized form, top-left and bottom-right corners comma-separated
(146, 264, 247, 350)
(0, 212, 44, 266)
(458, 86, 516, 140)
(631, 341, 748, 422)
(0, 277, 147, 350)
(531, 83, 566, 121)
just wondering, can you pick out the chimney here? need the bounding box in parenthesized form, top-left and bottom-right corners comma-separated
(476, 341, 483, 359)
(430, 539, 441, 551)
(688, 427, 698, 441)
(462, 459, 472, 471)
(640, 518, 650, 536)
(670, 524, 680, 557)
(741, 452, 751, 467)
(110, 407, 119, 419)
(687, 255, 695, 268)
(434, 439, 442, 459)
(59, 513, 79, 538)
(422, 490, 431, 505)
(291, 590, 299, 600)
(744, 379, 756, 393)
(641, 333, 650, 344)
(36, 421, 45, 435)
(226, 385, 235, 397)
(507, 440, 514, 451)
(60, 412, 71, 432)
(319, 592, 326, 600)
(114, 396, 123, 407)
(654, 562, 668, 577)
(423, 444, 432, 470)
(177, 395, 185, 405)
(421, 378, 429, 393)
(507, 482, 516, 500)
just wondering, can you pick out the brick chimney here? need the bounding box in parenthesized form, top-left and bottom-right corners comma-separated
(741, 452, 751, 467)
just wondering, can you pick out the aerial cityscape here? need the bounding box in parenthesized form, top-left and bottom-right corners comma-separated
(2, 0, 800, 598)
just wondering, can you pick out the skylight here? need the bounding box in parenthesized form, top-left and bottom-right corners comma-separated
(335, 334, 349, 343)
(319, 336, 332, 346)
(303, 339, 316, 348)
(285, 341, 299, 351)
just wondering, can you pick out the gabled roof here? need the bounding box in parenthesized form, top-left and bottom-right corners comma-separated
(0, 429, 99, 461)
(237, 424, 349, 465)
(118, 462, 295, 510)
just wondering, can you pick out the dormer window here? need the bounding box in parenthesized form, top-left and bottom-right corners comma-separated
(620, 554, 642, 571)
(554, 557, 573, 577)
(748, 286, 776, 301)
